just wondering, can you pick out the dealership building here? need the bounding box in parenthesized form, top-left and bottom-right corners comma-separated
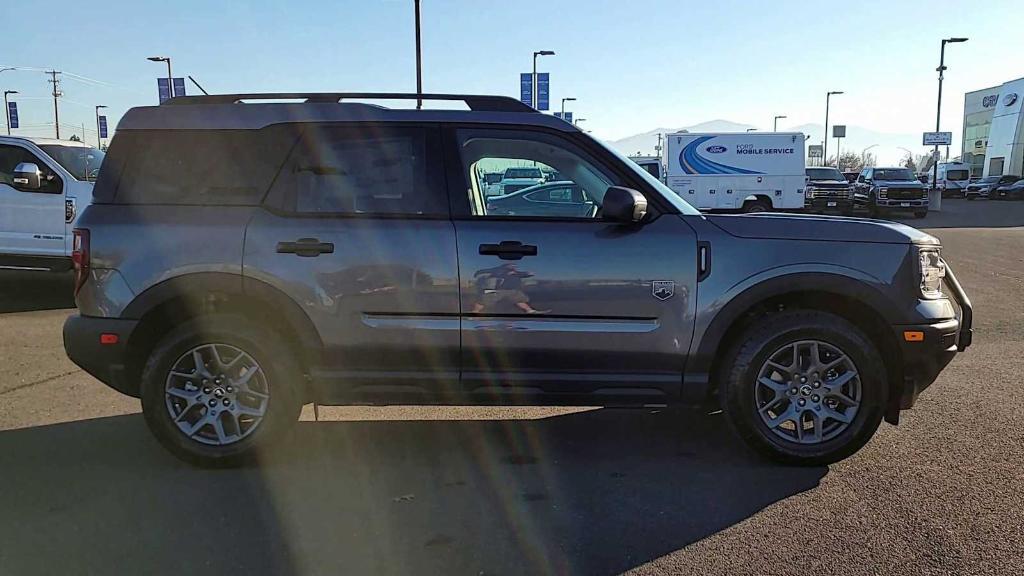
(962, 77, 1024, 178)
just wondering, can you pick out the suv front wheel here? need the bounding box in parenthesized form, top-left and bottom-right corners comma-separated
(720, 310, 887, 465)
(140, 314, 303, 467)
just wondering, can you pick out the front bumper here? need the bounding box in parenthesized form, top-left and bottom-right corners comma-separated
(805, 196, 853, 211)
(63, 314, 140, 398)
(889, 262, 973, 416)
(875, 198, 929, 209)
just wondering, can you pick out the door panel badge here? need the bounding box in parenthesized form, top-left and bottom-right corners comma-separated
(65, 198, 76, 223)
(652, 280, 675, 301)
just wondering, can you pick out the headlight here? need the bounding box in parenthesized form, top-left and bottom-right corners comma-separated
(918, 248, 945, 298)
(805, 186, 815, 198)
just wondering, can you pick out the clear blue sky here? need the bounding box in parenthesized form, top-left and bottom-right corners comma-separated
(3, 0, 1022, 162)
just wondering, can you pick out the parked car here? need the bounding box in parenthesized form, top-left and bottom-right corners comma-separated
(485, 181, 596, 217)
(965, 174, 1020, 200)
(497, 166, 545, 195)
(0, 136, 105, 271)
(930, 162, 971, 198)
(481, 172, 504, 196)
(63, 92, 972, 468)
(804, 167, 854, 215)
(854, 167, 929, 218)
(992, 178, 1024, 200)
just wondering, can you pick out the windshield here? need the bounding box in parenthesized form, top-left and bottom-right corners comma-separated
(946, 169, 969, 181)
(872, 168, 914, 181)
(806, 168, 845, 181)
(39, 145, 105, 182)
(595, 138, 701, 215)
(503, 167, 542, 179)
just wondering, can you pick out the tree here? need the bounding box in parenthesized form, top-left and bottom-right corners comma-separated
(68, 134, 81, 142)
(901, 152, 916, 170)
(827, 151, 872, 172)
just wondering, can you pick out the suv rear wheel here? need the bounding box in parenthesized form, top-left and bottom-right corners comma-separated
(720, 310, 886, 465)
(742, 199, 771, 213)
(140, 315, 303, 467)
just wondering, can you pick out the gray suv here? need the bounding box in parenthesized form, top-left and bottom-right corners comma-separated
(63, 93, 973, 467)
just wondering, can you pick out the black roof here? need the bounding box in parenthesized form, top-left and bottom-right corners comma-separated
(117, 92, 579, 132)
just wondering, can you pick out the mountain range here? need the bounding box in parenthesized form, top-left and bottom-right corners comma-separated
(607, 120, 936, 165)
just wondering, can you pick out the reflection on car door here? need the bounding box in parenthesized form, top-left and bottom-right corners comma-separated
(448, 127, 699, 401)
(0, 144, 66, 258)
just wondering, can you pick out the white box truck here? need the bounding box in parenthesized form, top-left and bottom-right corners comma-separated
(663, 132, 806, 212)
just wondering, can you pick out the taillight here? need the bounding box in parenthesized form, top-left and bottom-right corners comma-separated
(72, 228, 90, 295)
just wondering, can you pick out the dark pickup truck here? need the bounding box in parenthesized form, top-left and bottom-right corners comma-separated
(805, 167, 854, 215)
(854, 167, 929, 218)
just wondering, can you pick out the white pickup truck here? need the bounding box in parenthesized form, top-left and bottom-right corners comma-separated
(0, 136, 104, 271)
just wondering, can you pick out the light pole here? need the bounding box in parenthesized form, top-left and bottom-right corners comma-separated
(561, 97, 575, 119)
(95, 105, 107, 148)
(574, 118, 586, 127)
(532, 50, 554, 109)
(746, 128, 757, 132)
(932, 37, 967, 211)
(147, 56, 173, 100)
(861, 144, 878, 166)
(773, 115, 787, 131)
(414, 0, 422, 109)
(3, 90, 16, 136)
(824, 91, 843, 166)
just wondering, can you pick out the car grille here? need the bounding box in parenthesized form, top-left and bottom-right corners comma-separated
(886, 187, 926, 200)
(809, 183, 850, 198)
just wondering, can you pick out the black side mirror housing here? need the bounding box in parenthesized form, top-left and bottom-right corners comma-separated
(603, 186, 647, 223)
(12, 162, 42, 191)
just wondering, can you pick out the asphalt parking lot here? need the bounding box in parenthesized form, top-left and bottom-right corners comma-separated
(1, 198, 1022, 576)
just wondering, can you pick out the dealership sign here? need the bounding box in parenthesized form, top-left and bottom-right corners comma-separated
(808, 144, 823, 158)
(922, 131, 953, 146)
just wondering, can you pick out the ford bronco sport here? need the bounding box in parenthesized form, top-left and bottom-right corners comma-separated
(63, 93, 973, 467)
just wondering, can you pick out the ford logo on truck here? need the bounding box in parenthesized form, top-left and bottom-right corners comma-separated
(705, 145, 727, 154)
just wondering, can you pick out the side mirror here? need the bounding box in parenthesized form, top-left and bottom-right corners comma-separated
(12, 162, 42, 191)
(603, 186, 647, 223)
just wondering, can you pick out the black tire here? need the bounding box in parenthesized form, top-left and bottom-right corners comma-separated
(719, 310, 887, 466)
(913, 210, 927, 219)
(140, 314, 303, 467)
(966, 195, 975, 201)
(743, 199, 771, 213)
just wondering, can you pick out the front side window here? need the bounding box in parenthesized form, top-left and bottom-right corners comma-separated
(0, 144, 62, 193)
(270, 124, 447, 216)
(39, 145, 105, 182)
(458, 130, 617, 219)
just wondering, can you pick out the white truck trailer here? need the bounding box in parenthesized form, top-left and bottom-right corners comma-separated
(663, 132, 806, 212)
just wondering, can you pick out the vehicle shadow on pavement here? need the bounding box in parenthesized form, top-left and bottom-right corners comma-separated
(892, 197, 1024, 229)
(0, 271, 75, 313)
(0, 408, 825, 576)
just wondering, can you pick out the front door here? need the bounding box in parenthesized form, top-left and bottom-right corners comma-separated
(243, 123, 461, 398)
(0, 144, 66, 259)
(448, 128, 698, 401)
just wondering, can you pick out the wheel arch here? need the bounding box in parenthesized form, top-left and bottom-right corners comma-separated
(686, 272, 904, 418)
(121, 272, 322, 396)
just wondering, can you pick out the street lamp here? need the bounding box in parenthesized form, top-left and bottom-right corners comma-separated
(532, 50, 555, 109)
(932, 37, 968, 210)
(574, 118, 586, 126)
(95, 105, 107, 148)
(824, 91, 843, 166)
(147, 56, 173, 100)
(773, 115, 787, 132)
(561, 97, 576, 119)
(3, 90, 17, 135)
(746, 128, 757, 132)
(861, 144, 878, 165)
(414, 0, 422, 109)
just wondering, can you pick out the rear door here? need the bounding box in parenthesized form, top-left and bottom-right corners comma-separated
(243, 123, 461, 397)
(0, 143, 66, 259)
(447, 127, 698, 401)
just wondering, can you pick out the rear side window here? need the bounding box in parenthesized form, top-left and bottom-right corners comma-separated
(266, 124, 447, 216)
(104, 125, 299, 205)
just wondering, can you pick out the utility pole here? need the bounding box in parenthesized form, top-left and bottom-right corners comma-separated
(824, 91, 843, 166)
(414, 0, 422, 109)
(46, 70, 62, 139)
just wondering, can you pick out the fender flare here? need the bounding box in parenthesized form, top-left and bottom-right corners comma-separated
(684, 269, 901, 398)
(121, 272, 323, 354)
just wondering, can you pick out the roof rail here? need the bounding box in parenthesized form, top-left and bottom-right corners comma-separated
(163, 93, 535, 113)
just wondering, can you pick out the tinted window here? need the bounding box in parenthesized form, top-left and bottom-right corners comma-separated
(269, 124, 447, 216)
(945, 169, 969, 181)
(806, 168, 844, 181)
(503, 167, 543, 179)
(0, 144, 62, 193)
(39, 145, 105, 181)
(110, 125, 298, 205)
(872, 168, 914, 181)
